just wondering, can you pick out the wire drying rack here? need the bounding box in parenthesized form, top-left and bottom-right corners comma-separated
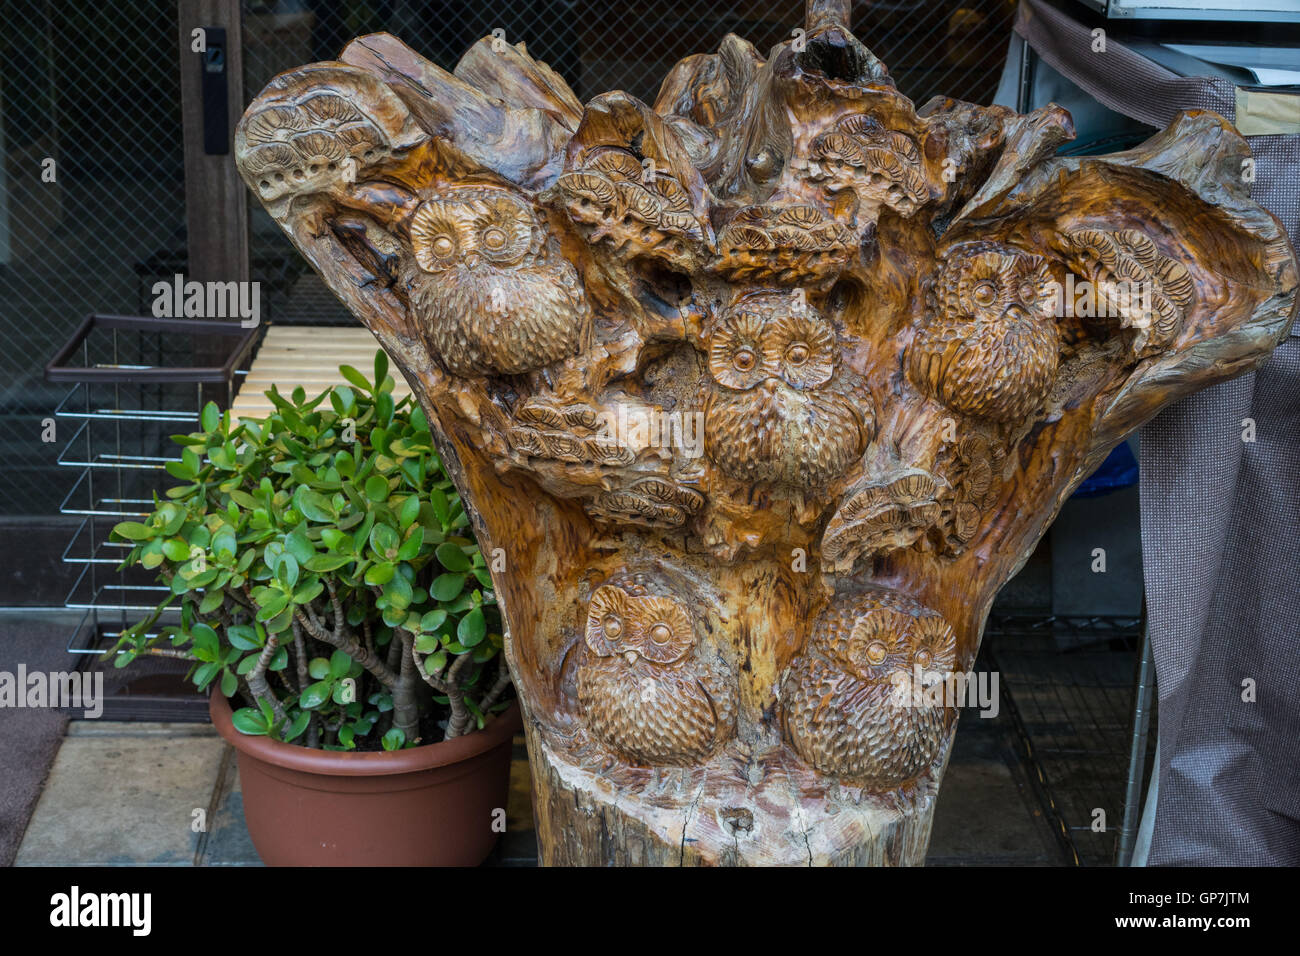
(983, 613, 1156, 866)
(45, 314, 259, 720)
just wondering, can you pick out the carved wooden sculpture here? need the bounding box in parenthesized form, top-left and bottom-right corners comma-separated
(235, 0, 1297, 864)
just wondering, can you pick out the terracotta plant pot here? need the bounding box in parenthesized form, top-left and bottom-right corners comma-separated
(210, 691, 522, 866)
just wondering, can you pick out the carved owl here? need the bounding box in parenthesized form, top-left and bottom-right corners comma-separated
(907, 243, 1060, 423)
(702, 293, 870, 488)
(405, 185, 585, 377)
(782, 588, 956, 788)
(577, 580, 735, 766)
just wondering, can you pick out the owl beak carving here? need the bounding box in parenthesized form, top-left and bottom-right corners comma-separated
(623, 649, 640, 665)
(462, 251, 481, 269)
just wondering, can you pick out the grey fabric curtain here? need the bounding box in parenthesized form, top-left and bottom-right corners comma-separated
(1014, 0, 1300, 865)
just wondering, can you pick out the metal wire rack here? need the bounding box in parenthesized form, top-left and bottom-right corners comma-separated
(983, 613, 1155, 866)
(45, 314, 259, 719)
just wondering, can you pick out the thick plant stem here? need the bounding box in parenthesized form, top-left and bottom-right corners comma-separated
(290, 618, 310, 694)
(391, 631, 422, 742)
(479, 660, 511, 717)
(408, 630, 475, 739)
(247, 635, 289, 731)
(444, 654, 472, 738)
(293, 608, 398, 687)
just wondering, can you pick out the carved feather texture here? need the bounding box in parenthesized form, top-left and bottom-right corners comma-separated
(578, 583, 735, 765)
(909, 245, 1061, 422)
(409, 258, 584, 377)
(703, 296, 868, 487)
(783, 588, 955, 786)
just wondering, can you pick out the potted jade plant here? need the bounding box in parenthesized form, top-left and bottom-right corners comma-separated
(110, 352, 519, 866)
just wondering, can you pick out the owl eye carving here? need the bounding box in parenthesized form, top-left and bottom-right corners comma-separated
(585, 585, 629, 657)
(909, 617, 956, 676)
(631, 596, 692, 664)
(782, 587, 957, 787)
(577, 579, 736, 766)
(474, 195, 533, 264)
(768, 312, 835, 389)
(410, 202, 467, 273)
(405, 184, 587, 377)
(708, 309, 776, 390)
(702, 293, 870, 488)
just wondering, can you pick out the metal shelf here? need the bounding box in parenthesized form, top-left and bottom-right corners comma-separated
(45, 315, 261, 719)
(984, 613, 1156, 867)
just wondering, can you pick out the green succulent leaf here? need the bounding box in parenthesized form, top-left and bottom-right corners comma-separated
(435, 542, 471, 572)
(114, 521, 153, 541)
(284, 712, 311, 743)
(338, 364, 372, 393)
(294, 486, 335, 523)
(329, 650, 352, 680)
(370, 523, 400, 560)
(299, 681, 333, 710)
(430, 573, 466, 602)
(457, 607, 487, 648)
(231, 708, 270, 736)
(364, 475, 389, 503)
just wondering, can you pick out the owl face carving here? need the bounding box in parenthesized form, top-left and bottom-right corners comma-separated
(782, 587, 957, 787)
(411, 192, 534, 272)
(934, 244, 1055, 323)
(577, 580, 735, 766)
(585, 584, 694, 664)
(406, 185, 586, 378)
(907, 242, 1060, 423)
(702, 292, 868, 488)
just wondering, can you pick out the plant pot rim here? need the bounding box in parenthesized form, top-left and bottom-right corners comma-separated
(210, 690, 522, 777)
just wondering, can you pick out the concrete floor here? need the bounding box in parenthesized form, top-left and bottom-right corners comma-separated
(14, 702, 1062, 867)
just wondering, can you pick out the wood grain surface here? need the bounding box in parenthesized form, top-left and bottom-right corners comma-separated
(234, 0, 1297, 864)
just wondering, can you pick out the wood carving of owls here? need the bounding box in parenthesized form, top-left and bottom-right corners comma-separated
(235, 1, 1296, 865)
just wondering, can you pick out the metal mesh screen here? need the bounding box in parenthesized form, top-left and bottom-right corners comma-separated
(0, 0, 186, 515)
